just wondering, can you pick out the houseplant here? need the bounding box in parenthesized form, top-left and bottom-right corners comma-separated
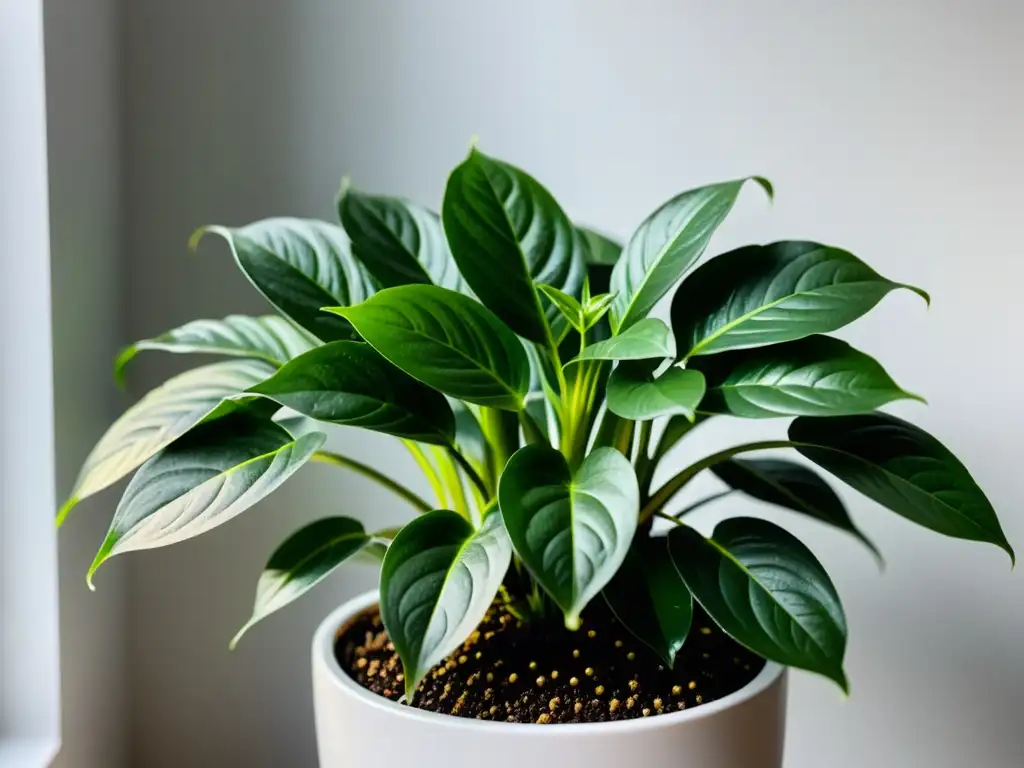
(61, 147, 1012, 767)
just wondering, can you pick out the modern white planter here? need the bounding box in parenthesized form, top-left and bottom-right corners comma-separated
(312, 591, 788, 768)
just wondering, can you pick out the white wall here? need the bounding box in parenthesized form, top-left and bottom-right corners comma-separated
(44, 0, 128, 766)
(116, 1, 1024, 766)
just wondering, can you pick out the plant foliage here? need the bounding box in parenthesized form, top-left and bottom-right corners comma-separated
(63, 146, 1012, 703)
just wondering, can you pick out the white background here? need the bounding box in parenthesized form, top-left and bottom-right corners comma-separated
(46, 1, 1024, 766)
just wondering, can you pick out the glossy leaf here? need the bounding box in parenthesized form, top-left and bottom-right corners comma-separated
(607, 363, 705, 421)
(232, 516, 370, 647)
(538, 283, 584, 333)
(668, 518, 848, 689)
(115, 314, 315, 384)
(328, 285, 530, 411)
(194, 218, 376, 342)
(248, 341, 455, 445)
(380, 510, 512, 697)
(442, 149, 584, 344)
(790, 414, 1013, 561)
(673, 241, 929, 359)
(611, 178, 771, 332)
(88, 412, 325, 585)
(498, 445, 638, 628)
(711, 458, 879, 558)
(603, 537, 693, 667)
(58, 360, 275, 525)
(338, 186, 464, 291)
(573, 318, 674, 364)
(692, 335, 921, 417)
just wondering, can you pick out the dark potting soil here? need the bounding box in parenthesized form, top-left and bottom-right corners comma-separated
(336, 602, 765, 724)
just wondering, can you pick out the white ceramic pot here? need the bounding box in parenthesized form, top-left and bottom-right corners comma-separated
(312, 591, 787, 768)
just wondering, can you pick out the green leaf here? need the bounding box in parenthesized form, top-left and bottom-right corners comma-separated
(606, 363, 705, 421)
(537, 283, 584, 333)
(338, 185, 464, 291)
(572, 317, 674, 364)
(380, 510, 512, 698)
(115, 314, 315, 384)
(87, 412, 325, 586)
(498, 445, 639, 629)
(710, 458, 879, 559)
(672, 241, 929, 359)
(610, 178, 771, 333)
(442, 149, 584, 344)
(231, 516, 370, 647)
(582, 292, 616, 331)
(327, 285, 530, 411)
(691, 335, 922, 418)
(193, 218, 376, 342)
(58, 360, 276, 526)
(668, 518, 848, 690)
(451, 400, 486, 467)
(577, 227, 622, 296)
(247, 341, 455, 445)
(603, 536, 693, 667)
(790, 413, 1013, 561)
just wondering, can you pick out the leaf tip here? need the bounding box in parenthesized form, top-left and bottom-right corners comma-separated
(229, 623, 250, 651)
(187, 225, 212, 253)
(750, 176, 774, 201)
(467, 134, 480, 153)
(56, 495, 79, 528)
(86, 533, 118, 590)
(113, 346, 136, 388)
(336, 174, 353, 205)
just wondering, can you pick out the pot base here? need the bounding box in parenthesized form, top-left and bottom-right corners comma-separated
(313, 592, 787, 768)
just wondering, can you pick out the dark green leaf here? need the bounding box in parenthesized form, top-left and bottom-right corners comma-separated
(442, 149, 584, 344)
(194, 218, 376, 342)
(611, 178, 771, 332)
(338, 186, 464, 291)
(328, 285, 530, 411)
(673, 241, 928, 359)
(498, 445, 638, 628)
(691, 335, 921, 418)
(115, 314, 315, 384)
(231, 517, 370, 647)
(573, 318, 674, 364)
(58, 360, 276, 526)
(380, 510, 512, 697)
(711, 458, 879, 558)
(87, 412, 325, 586)
(606, 364, 705, 421)
(790, 413, 1013, 561)
(668, 518, 848, 690)
(248, 341, 455, 445)
(603, 537, 692, 667)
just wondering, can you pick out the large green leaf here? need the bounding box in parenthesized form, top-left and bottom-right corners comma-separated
(115, 315, 315, 384)
(58, 360, 276, 525)
(572, 317, 674, 364)
(711, 458, 879, 558)
(194, 218, 376, 342)
(668, 518, 848, 690)
(87, 412, 325, 586)
(328, 285, 530, 411)
(442, 149, 584, 344)
(610, 178, 771, 333)
(338, 186, 464, 291)
(603, 536, 693, 667)
(606, 363, 705, 421)
(790, 414, 1013, 561)
(380, 510, 512, 698)
(691, 335, 921, 417)
(248, 341, 455, 445)
(498, 445, 638, 629)
(673, 241, 928, 359)
(231, 516, 370, 647)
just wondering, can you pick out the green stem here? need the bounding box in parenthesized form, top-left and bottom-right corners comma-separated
(447, 445, 491, 500)
(432, 446, 469, 519)
(670, 489, 735, 519)
(639, 440, 794, 522)
(480, 408, 519, 491)
(312, 451, 433, 513)
(403, 441, 447, 507)
(634, 420, 654, 498)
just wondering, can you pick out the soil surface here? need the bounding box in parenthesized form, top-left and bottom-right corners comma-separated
(336, 602, 764, 724)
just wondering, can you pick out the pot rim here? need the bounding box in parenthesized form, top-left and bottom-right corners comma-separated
(314, 590, 786, 735)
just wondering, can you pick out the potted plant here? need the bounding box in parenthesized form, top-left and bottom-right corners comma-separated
(61, 147, 1012, 768)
